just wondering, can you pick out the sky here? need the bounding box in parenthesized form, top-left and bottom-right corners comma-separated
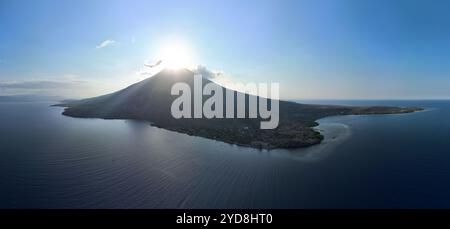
(1, 0, 450, 99)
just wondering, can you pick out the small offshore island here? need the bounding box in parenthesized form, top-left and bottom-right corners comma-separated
(56, 69, 422, 149)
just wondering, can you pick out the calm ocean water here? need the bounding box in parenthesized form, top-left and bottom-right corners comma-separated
(1, 100, 449, 208)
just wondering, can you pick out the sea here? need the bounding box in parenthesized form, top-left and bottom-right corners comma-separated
(1, 100, 449, 208)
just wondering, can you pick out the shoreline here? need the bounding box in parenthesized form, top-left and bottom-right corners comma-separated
(266, 118, 352, 162)
(273, 108, 427, 161)
(56, 105, 420, 151)
(55, 97, 423, 150)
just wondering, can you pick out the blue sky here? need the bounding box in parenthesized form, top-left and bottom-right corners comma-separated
(1, 0, 450, 99)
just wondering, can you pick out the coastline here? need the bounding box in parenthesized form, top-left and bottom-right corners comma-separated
(266, 118, 352, 162)
(52, 103, 427, 162)
(273, 108, 427, 161)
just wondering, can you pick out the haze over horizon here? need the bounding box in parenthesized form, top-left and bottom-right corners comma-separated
(1, 0, 450, 100)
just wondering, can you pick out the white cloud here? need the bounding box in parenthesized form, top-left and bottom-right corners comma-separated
(96, 39, 117, 49)
(192, 65, 237, 87)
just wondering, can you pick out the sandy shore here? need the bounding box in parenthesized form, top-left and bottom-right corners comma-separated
(267, 118, 352, 162)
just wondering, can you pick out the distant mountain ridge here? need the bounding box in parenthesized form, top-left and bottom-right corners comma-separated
(0, 95, 63, 102)
(57, 69, 422, 149)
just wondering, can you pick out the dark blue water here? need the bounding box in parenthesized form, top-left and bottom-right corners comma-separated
(0, 100, 449, 208)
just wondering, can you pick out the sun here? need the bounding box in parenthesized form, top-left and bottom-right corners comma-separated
(157, 39, 194, 70)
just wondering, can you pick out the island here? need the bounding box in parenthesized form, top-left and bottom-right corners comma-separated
(55, 69, 422, 149)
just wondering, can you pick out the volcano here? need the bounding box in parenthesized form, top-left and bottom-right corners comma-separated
(57, 68, 421, 149)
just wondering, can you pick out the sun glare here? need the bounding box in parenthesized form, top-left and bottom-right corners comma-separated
(158, 39, 193, 70)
